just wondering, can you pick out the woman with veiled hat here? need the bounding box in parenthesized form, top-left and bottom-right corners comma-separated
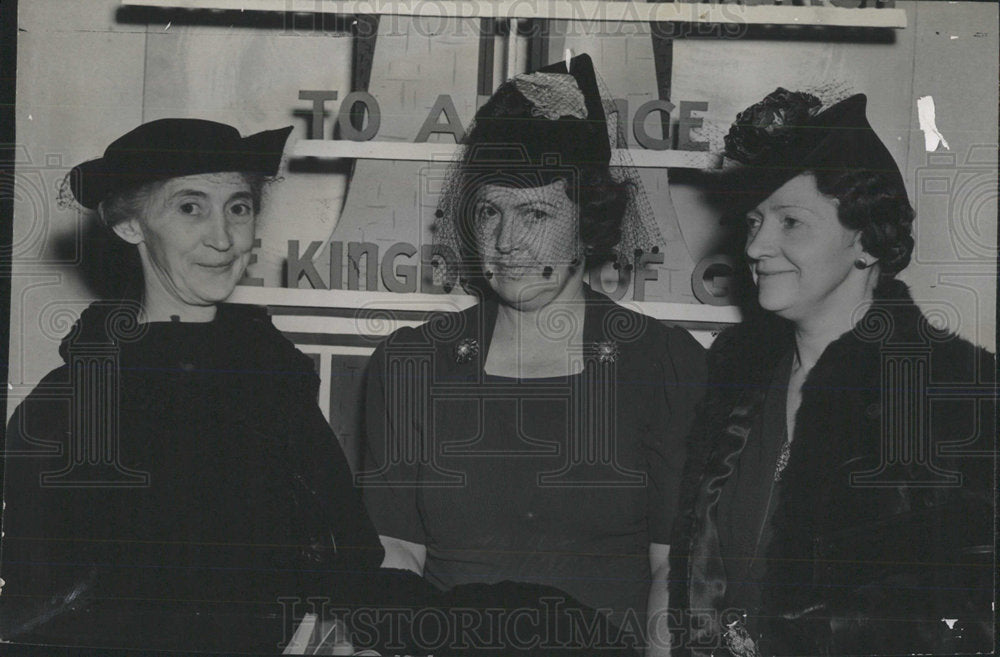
(667, 90, 996, 656)
(0, 119, 384, 652)
(360, 54, 707, 650)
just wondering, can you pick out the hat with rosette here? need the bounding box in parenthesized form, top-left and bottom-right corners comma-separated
(719, 88, 906, 213)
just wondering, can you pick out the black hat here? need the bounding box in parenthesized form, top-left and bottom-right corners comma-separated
(719, 89, 905, 213)
(463, 53, 610, 170)
(70, 119, 294, 209)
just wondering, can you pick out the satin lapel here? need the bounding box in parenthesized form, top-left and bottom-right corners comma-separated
(685, 310, 792, 651)
(687, 388, 767, 646)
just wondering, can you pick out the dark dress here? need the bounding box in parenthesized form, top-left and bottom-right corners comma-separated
(0, 301, 384, 653)
(715, 351, 792, 617)
(361, 286, 707, 630)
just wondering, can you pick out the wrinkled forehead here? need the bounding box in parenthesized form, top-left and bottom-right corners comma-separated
(467, 179, 571, 207)
(159, 171, 253, 194)
(750, 172, 839, 216)
(462, 163, 574, 190)
(134, 172, 256, 221)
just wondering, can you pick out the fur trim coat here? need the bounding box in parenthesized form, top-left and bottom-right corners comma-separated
(669, 280, 995, 655)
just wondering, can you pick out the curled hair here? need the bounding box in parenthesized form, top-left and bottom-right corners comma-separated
(97, 182, 158, 229)
(571, 166, 630, 265)
(810, 168, 915, 277)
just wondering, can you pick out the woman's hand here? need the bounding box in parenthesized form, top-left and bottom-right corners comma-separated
(378, 534, 426, 576)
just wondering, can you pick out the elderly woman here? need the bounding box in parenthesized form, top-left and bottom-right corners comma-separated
(0, 119, 384, 653)
(361, 54, 707, 649)
(668, 90, 996, 656)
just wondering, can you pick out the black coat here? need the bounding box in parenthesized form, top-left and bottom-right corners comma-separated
(669, 280, 996, 655)
(0, 301, 385, 653)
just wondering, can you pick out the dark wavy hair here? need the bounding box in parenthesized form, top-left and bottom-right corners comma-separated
(809, 167, 915, 277)
(566, 166, 630, 265)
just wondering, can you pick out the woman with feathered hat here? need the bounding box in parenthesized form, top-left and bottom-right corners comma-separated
(668, 89, 995, 656)
(0, 119, 385, 652)
(361, 54, 707, 649)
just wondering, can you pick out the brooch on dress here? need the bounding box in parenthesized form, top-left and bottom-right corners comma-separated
(723, 617, 760, 657)
(594, 340, 619, 364)
(453, 337, 480, 364)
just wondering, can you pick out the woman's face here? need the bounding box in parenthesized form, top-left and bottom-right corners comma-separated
(744, 174, 867, 322)
(471, 180, 582, 310)
(119, 172, 256, 313)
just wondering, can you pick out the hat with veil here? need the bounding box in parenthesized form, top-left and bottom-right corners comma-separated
(432, 53, 664, 292)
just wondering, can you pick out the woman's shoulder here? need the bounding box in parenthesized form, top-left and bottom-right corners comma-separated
(853, 282, 995, 382)
(926, 323, 995, 383)
(703, 310, 792, 384)
(584, 286, 698, 348)
(621, 313, 706, 369)
(376, 300, 485, 350)
(217, 302, 317, 373)
(6, 363, 74, 447)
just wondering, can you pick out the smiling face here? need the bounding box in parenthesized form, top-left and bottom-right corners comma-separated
(114, 172, 256, 320)
(470, 181, 583, 311)
(744, 173, 869, 323)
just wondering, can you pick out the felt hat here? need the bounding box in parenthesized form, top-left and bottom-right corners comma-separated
(462, 53, 611, 170)
(719, 89, 905, 213)
(69, 118, 293, 209)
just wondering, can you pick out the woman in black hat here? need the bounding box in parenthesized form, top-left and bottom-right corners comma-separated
(360, 54, 707, 649)
(668, 90, 995, 655)
(0, 119, 384, 653)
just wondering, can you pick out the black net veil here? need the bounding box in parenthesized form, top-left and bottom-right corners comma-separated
(430, 56, 663, 292)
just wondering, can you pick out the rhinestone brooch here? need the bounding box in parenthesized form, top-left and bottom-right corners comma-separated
(594, 340, 619, 364)
(453, 337, 480, 364)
